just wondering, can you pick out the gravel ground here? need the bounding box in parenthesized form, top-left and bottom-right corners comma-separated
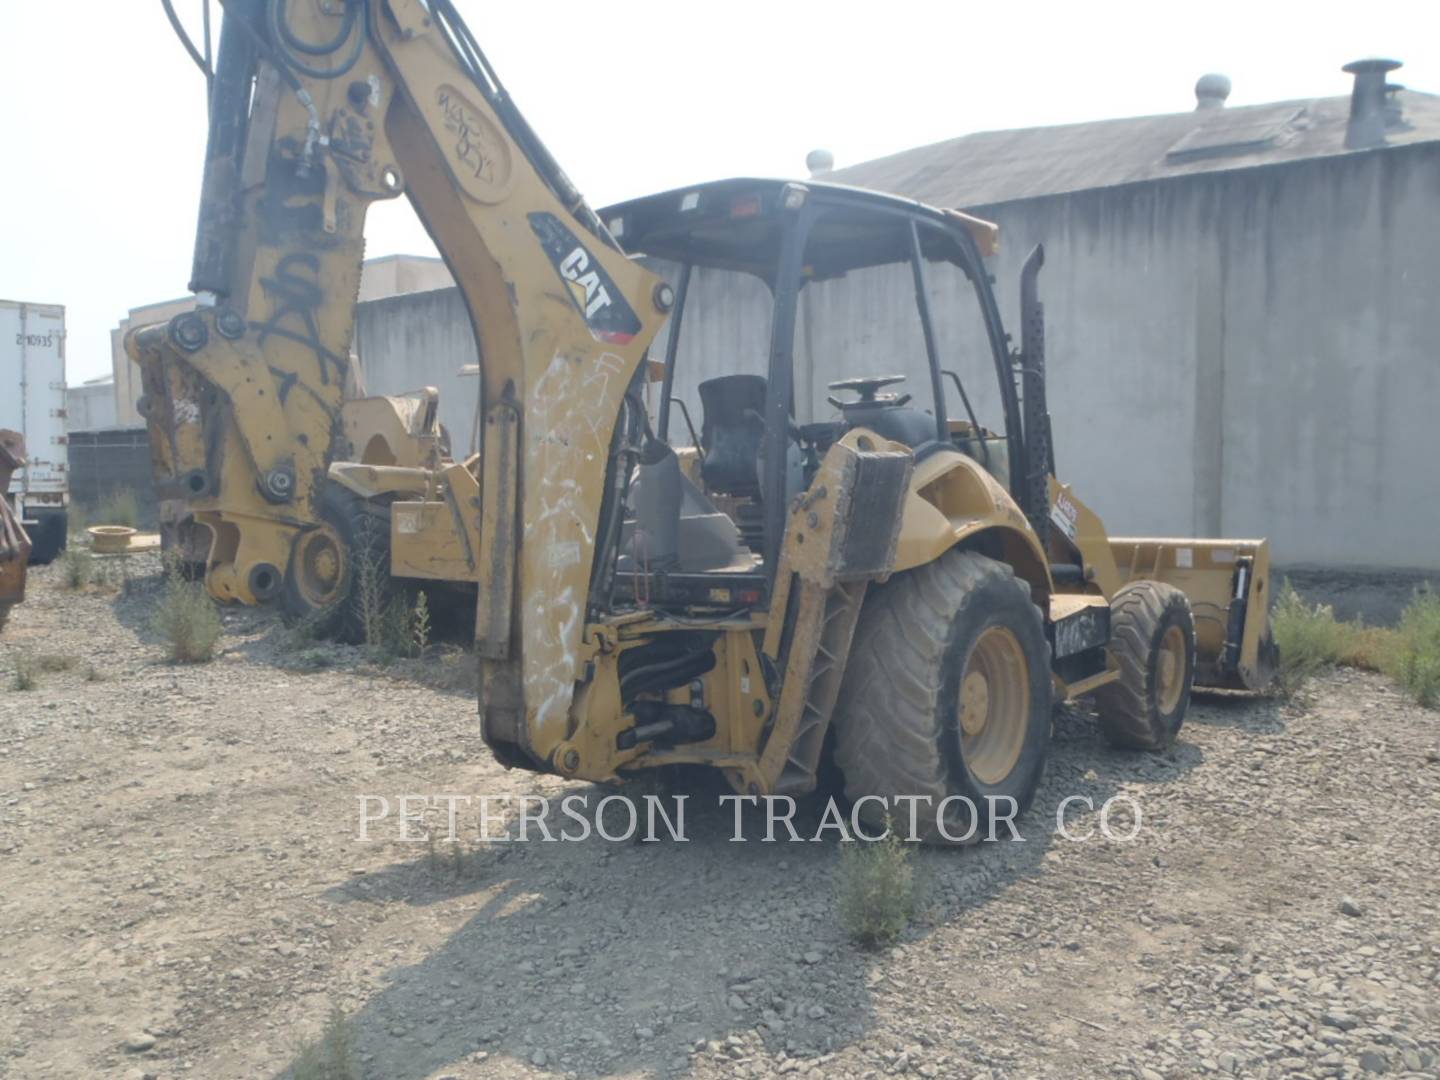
(1, 557, 1437, 1080)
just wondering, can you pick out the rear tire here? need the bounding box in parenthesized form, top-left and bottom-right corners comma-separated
(26, 509, 66, 565)
(1094, 581, 1195, 750)
(833, 549, 1052, 844)
(282, 485, 394, 644)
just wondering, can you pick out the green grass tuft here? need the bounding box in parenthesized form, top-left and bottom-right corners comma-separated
(151, 561, 223, 663)
(59, 546, 93, 590)
(836, 824, 915, 949)
(1383, 588, 1440, 708)
(1270, 580, 1440, 708)
(290, 1003, 359, 1080)
(10, 652, 37, 691)
(1271, 581, 1383, 699)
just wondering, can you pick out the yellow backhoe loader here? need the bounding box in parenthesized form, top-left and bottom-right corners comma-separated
(137, 0, 1275, 838)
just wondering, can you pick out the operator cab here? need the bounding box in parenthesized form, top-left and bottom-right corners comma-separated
(598, 179, 1024, 611)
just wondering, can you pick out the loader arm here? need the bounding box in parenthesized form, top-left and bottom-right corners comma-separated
(128, 0, 668, 753)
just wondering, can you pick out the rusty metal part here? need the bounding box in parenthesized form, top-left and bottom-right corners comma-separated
(88, 527, 138, 555)
(0, 431, 32, 627)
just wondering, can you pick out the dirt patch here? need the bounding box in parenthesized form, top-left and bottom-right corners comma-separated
(1, 559, 1437, 1078)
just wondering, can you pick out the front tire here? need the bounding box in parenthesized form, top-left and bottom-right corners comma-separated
(1093, 581, 1195, 750)
(282, 485, 393, 644)
(833, 549, 1052, 844)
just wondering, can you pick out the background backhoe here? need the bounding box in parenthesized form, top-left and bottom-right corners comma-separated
(137, 0, 1276, 839)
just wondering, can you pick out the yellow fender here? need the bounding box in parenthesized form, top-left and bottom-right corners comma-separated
(893, 449, 1052, 595)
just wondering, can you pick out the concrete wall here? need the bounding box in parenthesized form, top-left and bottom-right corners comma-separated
(966, 144, 1440, 570)
(353, 287, 481, 454)
(653, 147, 1440, 570)
(356, 255, 452, 302)
(111, 296, 194, 427)
(66, 381, 117, 433)
(342, 145, 1440, 572)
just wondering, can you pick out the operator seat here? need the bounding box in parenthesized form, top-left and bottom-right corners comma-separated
(698, 375, 767, 498)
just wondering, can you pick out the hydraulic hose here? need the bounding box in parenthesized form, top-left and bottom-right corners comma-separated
(272, 0, 359, 54)
(266, 0, 366, 79)
(162, 0, 212, 78)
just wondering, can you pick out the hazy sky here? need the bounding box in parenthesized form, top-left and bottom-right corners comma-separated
(2, 0, 1435, 385)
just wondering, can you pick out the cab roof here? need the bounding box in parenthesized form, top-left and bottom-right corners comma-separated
(599, 178, 999, 279)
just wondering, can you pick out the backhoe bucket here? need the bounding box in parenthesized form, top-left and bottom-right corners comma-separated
(1109, 536, 1277, 691)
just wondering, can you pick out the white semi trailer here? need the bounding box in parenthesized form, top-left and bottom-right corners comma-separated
(0, 300, 68, 563)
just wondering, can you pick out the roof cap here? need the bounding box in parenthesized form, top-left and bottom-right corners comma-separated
(805, 149, 835, 176)
(1195, 73, 1232, 110)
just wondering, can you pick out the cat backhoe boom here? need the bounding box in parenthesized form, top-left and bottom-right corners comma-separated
(129, 0, 667, 644)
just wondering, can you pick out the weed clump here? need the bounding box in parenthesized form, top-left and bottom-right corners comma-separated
(1385, 588, 1440, 708)
(10, 652, 37, 691)
(151, 560, 223, 663)
(1269, 580, 1440, 708)
(836, 824, 915, 949)
(59, 546, 93, 590)
(366, 588, 431, 662)
(290, 1003, 359, 1080)
(1272, 582, 1379, 699)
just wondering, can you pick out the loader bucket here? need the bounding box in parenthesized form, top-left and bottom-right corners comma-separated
(1108, 536, 1277, 691)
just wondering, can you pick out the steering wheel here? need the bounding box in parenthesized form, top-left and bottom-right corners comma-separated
(826, 374, 909, 411)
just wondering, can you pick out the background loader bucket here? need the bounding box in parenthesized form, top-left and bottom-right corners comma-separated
(1109, 537, 1277, 691)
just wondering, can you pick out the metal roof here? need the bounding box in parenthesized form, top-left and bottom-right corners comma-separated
(826, 90, 1440, 209)
(600, 177, 994, 275)
(602, 176, 957, 230)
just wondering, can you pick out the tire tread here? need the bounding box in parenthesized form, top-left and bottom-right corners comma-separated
(833, 548, 1049, 843)
(1094, 581, 1194, 751)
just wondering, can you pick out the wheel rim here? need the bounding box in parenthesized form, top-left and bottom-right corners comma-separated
(1156, 624, 1186, 714)
(293, 525, 347, 609)
(957, 625, 1031, 786)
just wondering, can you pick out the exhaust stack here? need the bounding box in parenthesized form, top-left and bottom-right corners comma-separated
(1342, 57, 1403, 149)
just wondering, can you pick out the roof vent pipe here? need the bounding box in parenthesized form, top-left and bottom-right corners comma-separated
(1343, 57, 1402, 149)
(1194, 73, 1231, 110)
(805, 149, 835, 177)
